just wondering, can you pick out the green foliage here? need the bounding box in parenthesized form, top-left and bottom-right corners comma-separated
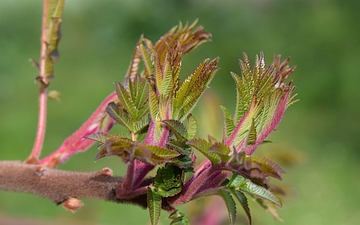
(85, 21, 296, 225)
(153, 165, 183, 197)
(169, 211, 190, 225)
(219, 189, 237, 225)
(147, 187, 162, 225)
(42, 0, 65, 81)
(228, 174, 282, 207)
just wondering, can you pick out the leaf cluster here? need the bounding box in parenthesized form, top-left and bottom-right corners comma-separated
(86, 21, 297, 225)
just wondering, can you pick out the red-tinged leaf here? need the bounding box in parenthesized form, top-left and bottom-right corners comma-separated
(244, 156, 285, 180)
(85, 132, 120, 144)
(126, 36, 143, 78)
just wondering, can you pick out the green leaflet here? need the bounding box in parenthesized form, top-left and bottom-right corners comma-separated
(186, 114, 197, 140)
(139, 43, 155, 76)
(115, 82, 138, 120)
(231, 189, 252, 225)
(246, 118, 257, 146)
(147, 145, 181, 160)
(106, 102, 134, 132)
(219, 190, 237, 225)
(169, 155, 194, 169)
(220, 105, 235, 138)
(43, 0, 65, 80)
(148, 83, 159, 119)
(85, 132, 119, 144)
(160, 58, 175, 99)
(229, 175, 282, 207)
(208, 142, 231, 162)
(169, 210, 190, 225)
(166, 140, 192, 156)
(134, 115, 150, 134)
(147, 187, 162, 225)
(153, 165, 183, 197)
(95, 138, 134, 161)
(128, 73, 148, 110)
(125, 36, 142, 78)
(186, 138, 221, 164)
(162, 120, 187, 140)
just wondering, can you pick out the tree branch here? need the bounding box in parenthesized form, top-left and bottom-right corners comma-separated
(0, 161, 149, 211)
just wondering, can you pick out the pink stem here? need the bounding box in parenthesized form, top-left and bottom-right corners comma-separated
(27, 0, 49, 162)
(30, 88, 47, 160)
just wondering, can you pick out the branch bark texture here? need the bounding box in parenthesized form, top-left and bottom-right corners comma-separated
(0, 161, 124, 206)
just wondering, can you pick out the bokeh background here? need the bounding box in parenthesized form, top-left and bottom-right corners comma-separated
(1, 0, 360, 224)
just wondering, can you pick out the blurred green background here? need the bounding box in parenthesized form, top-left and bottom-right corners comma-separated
(1, 0, 360, 224)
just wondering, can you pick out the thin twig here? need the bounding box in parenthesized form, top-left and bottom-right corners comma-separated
(27, 0, 50, 162)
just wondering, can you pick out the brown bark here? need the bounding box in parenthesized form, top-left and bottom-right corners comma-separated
(0, 161, 122, 206)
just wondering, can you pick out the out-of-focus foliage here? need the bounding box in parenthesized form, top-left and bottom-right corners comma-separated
(1, 0, 360, 224)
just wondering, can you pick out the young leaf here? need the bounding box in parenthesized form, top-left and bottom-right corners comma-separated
(147, 187, 162, 225)
(153, 165, 183, 197)
(147, 145, 181, 160)
(219, 190, 237, 225)
(220, 105, 235, 139)
(106, 102, 134, 131)
(186, 138, 221, 164)
(244, 156, 285, 180)
(85, 132, 119, 144)
(169, 210, 190, 225)
(162, 120, 187, 140)
(139, 43, 155, 76)
(231, 190, 252, 225)
(208, 142, 231, 162)
(246, 118, 257, 146)
(167, 140, 192, 156)
(115, 82, 138, 119)
(231, 175, 282, 207)
(256, 198, 283, 221)
(186, 114, 197, 140)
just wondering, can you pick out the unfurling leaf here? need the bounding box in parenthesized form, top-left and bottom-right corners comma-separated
(147, 187, 162, 225)
(153, 165, 183, 197)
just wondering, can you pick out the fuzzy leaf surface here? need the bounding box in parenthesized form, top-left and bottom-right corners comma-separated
(147, 187, 162, 225)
